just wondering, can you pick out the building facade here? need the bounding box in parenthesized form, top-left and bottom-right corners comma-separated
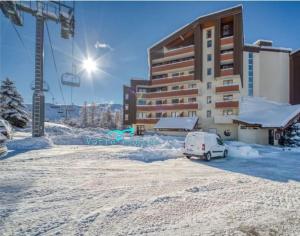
(123, 5, 300, 139)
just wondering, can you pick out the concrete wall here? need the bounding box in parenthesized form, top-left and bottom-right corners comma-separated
(238, 126, 269, 145)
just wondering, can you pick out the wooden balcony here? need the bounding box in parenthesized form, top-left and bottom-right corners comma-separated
(215, 101, 239, 109)
(215, 85, 239, 93)
(136, 118, 159, 124)
(220, 68, 234, 77)
(152, 60, 194, 73)
(137, 103, 198, 111)
(164, 45, 194, 57)
(220, 36, 234, 47)
(220, 52, 234, 61)
(143, 88, 198, 99)
(151, 75, 194, 85)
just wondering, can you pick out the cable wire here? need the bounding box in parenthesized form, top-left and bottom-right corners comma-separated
(45, 21, 66, 107)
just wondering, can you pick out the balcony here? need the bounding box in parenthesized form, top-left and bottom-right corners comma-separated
(151, 75, 194, 85)
(164, 45, 194, 58)
(215, 101, 239, 109)
(152, 59, 194, 73)
(136, 118, 159, 124)
(220, 52, 234, 62)
(215, 85, 239, 93)
(137, 103, 198, 111)
(143, 88, 198, 99)
(220, 36, 234, 48)
(220, 68, 234, 77)
(214, 115, 237, 124)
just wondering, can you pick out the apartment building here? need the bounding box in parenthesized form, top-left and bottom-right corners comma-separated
(123, 5, 300, 139)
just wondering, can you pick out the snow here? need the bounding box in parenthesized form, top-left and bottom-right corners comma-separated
(236, 97, 300, 128)
(154, 117, 198, 130)
(1, 129, 300, 235)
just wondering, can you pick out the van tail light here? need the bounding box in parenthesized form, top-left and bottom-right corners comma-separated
(202, 144, 205, 151)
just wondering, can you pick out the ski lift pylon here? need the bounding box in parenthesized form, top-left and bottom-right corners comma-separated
(30, 81, 50, 92)
(61, 72, 80, 87)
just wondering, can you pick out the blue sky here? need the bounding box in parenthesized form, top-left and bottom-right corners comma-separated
(1, 1, 300, 105)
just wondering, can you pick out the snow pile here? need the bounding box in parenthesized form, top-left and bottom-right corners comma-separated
(7, 136, 53, 150)
(226, 141, 260, 158)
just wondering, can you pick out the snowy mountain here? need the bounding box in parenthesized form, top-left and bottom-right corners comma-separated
(25, 103, 122, 121)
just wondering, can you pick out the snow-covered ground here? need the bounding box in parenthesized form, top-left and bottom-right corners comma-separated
(1, 123, 300, 235)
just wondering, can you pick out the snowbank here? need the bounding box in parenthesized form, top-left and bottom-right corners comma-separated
(226, 141, 260, 158)
(7, 136, 53, 150)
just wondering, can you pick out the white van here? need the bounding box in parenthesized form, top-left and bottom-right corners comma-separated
(183, 131, 228, 161)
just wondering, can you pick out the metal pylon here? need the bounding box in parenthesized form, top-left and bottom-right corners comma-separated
(32, 15, 45, 137)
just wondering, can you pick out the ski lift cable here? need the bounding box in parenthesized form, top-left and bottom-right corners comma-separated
(45, 21, 66, 107)
(10, 22, 34, 62)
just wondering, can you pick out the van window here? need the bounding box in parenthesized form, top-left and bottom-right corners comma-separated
(217, 138, 224, 145)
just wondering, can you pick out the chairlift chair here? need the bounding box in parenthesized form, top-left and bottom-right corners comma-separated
(61, 72, 80, 87)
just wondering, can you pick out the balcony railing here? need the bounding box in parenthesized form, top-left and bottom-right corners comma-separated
(136, 118, 159, 124)
(151, 75, 194, 85)
(152, 59, 194, 73)
(215, 100, 239, 109)
(220, 36, 234, 47)
(137, 103, 198, 111)
(220, 52, 234, 62)
(220, 68, 234, 77)
(143, 88, 198, 99)
(215, 85, 239, 93)
(164, 45, 195, 58)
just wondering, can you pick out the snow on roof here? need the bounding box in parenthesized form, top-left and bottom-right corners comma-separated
(235, 97, 300, 128)
(154, 117, 198, 130)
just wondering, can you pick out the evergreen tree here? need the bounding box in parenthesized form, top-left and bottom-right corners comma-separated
(281, 123, 300, 147)
(0, 78, 29, 128)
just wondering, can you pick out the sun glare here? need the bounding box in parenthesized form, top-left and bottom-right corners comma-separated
(82, 57, 97, 74)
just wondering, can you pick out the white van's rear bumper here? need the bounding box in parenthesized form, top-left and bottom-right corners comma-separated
(183, 152, 205, 158)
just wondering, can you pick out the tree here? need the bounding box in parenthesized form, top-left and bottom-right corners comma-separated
(0, 78, 29, 128)
(281, 123, 300, 147)
(79, 101, 88, 128)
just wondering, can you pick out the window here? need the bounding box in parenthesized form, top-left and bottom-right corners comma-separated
(152, 74, 168, 80)
(137, 100, 146, 105)
(188, 83, 197, 89)
(223, 80, 233, 86)
(172, 72, 180, 77)
(207, 82, 212, 89)
(125, 104, 129, 110)
(137, 88, 147, 93)
(207, 68, 212, 76)
(223, 109, 233, 116)
(206, 29, 212, 39)
(189, 71, 194, 75)
(248, 52, 254, 96)
(207, 110, 212, 118)
(221, 63, 234, 70)
(156, 113, 162, 118)
(188, 97, 197, 103)
(223, 95, 233, 101)
(188, 111, 197, 117)
(125, 114, 128, 120)
(221, 23, 233, 37)
(171, 112, 179, 117)
(137, 112, 146, 119)
(172, 98, 179, 104)
(207, 96, 212, 104)
(216, 138, 224, 145)
(156, 100, 162, 105)
(207, 40, 212, 48)
(207, 54, 212, 62)
(125, 93, 129, 100)
(172, 85, 179, 90)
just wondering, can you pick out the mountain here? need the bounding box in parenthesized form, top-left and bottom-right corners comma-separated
(25, 103, 122, 121)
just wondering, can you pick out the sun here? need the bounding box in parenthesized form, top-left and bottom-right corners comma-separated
(82, 57, 97, 74)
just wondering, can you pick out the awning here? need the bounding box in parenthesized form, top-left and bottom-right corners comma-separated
(154, 117, 198, 130)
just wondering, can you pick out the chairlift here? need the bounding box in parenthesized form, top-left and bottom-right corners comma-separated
(61, 72, 80, 87)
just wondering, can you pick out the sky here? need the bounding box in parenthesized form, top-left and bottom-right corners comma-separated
(1, 1, 300, 105)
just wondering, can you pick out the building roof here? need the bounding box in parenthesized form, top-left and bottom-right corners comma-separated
(149, 5, 242, 50)
(234, 97, 300, 128)
(154, 117, 198, 130)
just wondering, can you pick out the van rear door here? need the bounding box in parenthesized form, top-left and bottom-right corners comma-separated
(185, 133, 200, 155)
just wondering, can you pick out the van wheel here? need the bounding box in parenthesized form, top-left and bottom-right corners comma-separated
(205, 152, 211, 161)
(185, 155, 191, 159)
(223, 150, 228, 158)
